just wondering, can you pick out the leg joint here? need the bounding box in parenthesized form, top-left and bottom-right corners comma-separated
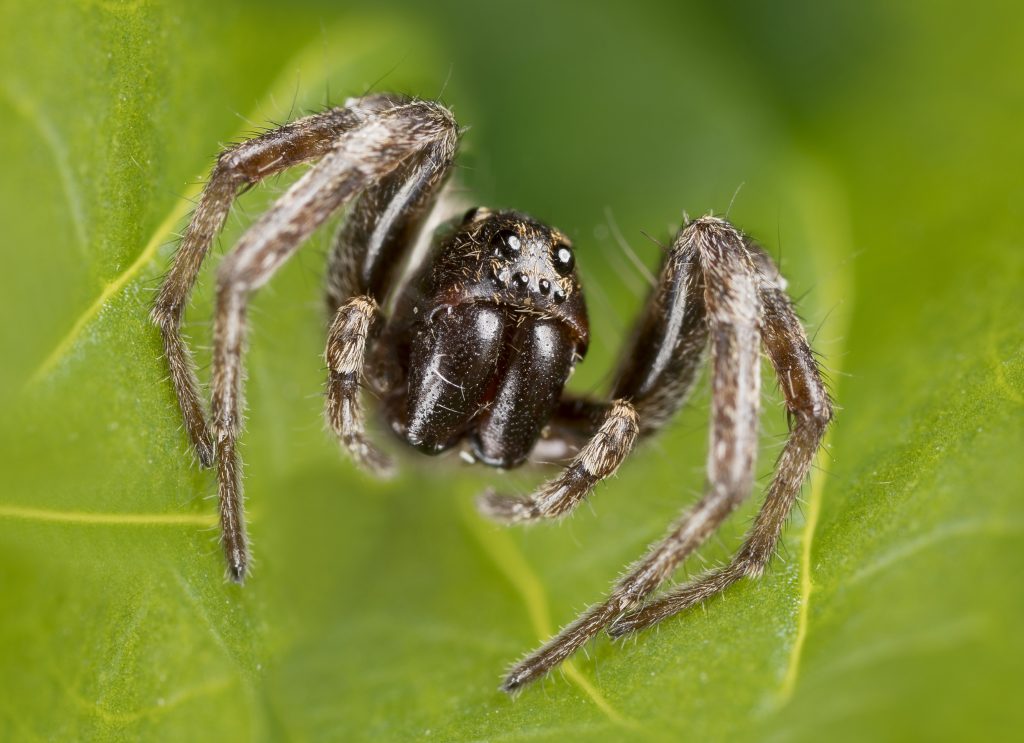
(791, 400, 833, 430)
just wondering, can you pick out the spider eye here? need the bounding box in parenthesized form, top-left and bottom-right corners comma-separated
(494, 229, 521, 258)
(553, 245, 575, 275)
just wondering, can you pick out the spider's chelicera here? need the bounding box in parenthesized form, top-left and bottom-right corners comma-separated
(152, 94, 832, 692)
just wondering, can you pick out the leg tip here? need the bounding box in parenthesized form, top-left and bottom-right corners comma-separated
(476, 490, 534, 524)
(500, 670, 529, 694)
(606, 618, 632, 638)
(476, 489, 505, 520)
(682, 214, 744, 243)
(363, 449, 396, 479)
(608, 605, 656, 637)
(500, 659, 550, 693)
(225, 548, 248, 584)
(345, 439, 395, 479)
(197, 441, 215, 469)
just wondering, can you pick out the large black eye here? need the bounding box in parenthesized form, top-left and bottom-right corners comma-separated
(494, 229, 521, 258)
(553, 244, 575, 275)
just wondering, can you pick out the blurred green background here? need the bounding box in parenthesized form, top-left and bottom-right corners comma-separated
(1, 1, 1022, 740)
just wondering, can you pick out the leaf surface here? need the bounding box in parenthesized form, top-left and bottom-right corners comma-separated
(1, 2, 1021, 741)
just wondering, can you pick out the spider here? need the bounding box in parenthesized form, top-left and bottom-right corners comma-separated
(151, 93, 832, 692)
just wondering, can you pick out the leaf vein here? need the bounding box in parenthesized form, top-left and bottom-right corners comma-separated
(457, 497, 638, 730)
(0, 503, 215, 527)
(848, 518, 1024, 587)
(777, 153, 856, 704)
(0, 77, 88, 254)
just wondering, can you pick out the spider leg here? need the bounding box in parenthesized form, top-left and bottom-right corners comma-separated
(609, 242, 833, 637)
(152, 104, 379, 466)
(324, 108, 458, 312)
(199, 100, 458, 581)
(502, 216, 762, 691)
(324, 296, 394, 475)
(477, 399, 639, 523)
(480, 221, 708, 523)
(611, 223, 708, 435)
(321, 116, 459, 472)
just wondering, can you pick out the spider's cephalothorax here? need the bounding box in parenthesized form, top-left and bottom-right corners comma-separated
(152, 94, 832, 692)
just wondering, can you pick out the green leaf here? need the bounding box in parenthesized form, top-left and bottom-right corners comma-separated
(2, 2, 1021, 741)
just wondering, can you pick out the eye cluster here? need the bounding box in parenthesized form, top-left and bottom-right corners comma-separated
(487, 228, 572, 304)
(493, 229, 575, 276)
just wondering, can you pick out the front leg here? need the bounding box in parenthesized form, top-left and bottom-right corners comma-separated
(207, 101, 459, 581)
(211, 150, 373, 581)
(325, 118, 459, 313)
(609, 241, 833, 636)
(502, 217, 762, 691)
(152, 105, 371, 466)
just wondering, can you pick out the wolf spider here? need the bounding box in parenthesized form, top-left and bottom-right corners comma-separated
(151, 94, 832, 692)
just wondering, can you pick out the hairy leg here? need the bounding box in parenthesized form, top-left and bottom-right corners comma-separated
(478, 399, 639, 523)
(609, 242, 832, 636)
(502, 216, 762, 690)
(182, 99, 457, 581)
(324, 128, 457, 313)
(151, 105, 373, 466)
(325, 296, 394, 475)
(320, 113, 459, 470)
(612, 225, 708, 434)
